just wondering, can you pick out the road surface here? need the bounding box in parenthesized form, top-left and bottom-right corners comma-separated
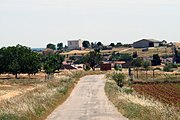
(46, 75, 128, 120)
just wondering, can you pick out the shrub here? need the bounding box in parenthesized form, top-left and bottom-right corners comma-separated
(163, 63, 175, 72)
(111, 72, 125, 87)
(114, 64, 122, 71)
(121, 87, 133, 94)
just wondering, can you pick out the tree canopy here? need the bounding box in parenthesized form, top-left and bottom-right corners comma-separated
(82, 41, 90, 48)
(97, 42, 103, 47)
(109, 43, 115, 47)
(47, 43, 56, 50)
(42, 54, 64, 75)
(152, 54, 161, 66)
(57, 43, 63, 51)
(0, 45, 41, 78)
(83, 51, 102, 71)
(110, 53, 132, 62)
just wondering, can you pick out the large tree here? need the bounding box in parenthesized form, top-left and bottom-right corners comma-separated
(0, 47, 7, 74)
(84, 51, 102, 71)
(21, 52, 41, 76)
(82, 41, 90, 48)
(47, 43, 56, 50)
(0, 45, 41, 78)
(43, 54, 64, 79)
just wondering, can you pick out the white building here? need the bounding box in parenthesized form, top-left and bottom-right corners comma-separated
(68, 39, 83, 50)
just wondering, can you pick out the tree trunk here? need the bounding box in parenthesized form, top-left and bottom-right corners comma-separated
(15, 73, 18, 79)
(153, 69, 155, 80)
(92, 67, 95, 71)
(28, 74, 30, 79)
(136, 68, 139, 79)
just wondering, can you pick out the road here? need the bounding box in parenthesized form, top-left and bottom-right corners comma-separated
(46, 75, 128, 120)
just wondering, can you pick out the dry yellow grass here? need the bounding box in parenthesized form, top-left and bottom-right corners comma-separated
(60, 50, 90, 55)
(60, 47, 127, 55)
(121, 47, 173, 57)
(0, 70, 107, 120)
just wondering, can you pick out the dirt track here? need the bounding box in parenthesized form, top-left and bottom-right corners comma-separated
(46, 75, 128, 120)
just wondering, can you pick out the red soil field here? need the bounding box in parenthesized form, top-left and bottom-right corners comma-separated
(132, 83, 180, 107)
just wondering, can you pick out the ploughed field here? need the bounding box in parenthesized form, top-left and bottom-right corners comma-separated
(132, 83, 180, 107)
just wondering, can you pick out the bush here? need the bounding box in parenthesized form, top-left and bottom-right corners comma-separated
(114, 64, 122, 71)
(121, 87, 133, 94)
(111, 72, 125, 87)
(163, 63, 176, 72)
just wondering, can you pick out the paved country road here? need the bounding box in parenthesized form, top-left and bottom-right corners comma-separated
(46, 75, 128, 120)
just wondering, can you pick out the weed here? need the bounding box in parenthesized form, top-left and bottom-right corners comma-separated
(57, 87, 68, 95)
(121, 87, 133, 94)
(111, 72, 125, 87)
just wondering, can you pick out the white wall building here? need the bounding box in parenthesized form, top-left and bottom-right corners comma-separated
(68, 39, 83, 50)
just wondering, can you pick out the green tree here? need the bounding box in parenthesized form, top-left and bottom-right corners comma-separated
(0, 47, 6, 74)
(57, 43, 63, 51)
(109, 43, 115, 47)
(116, 42, 122, 47)
(0, 45, 42, 78)
(111, 53, 132, 62)
(131, 58, 143, 79)
(111, 72, 125, 87)
(82, 41, 90, 48)
(97, 42, 103, 47)
(132, 51, 138, 58)
(3, 45, 20, 78)
(47, 43, 56, 50)
(21, 52, 41, 77)
(5, 45, 23, 78)
(43, 54, 64, 79)
(152, 54, 161, 66)
(84, 51, 102, 71)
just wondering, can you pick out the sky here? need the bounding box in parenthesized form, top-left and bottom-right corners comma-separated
(0, 0, 180, 48)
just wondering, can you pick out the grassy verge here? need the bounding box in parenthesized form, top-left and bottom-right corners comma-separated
(105, 76, 180, 120)
(0, 70, 106, 120)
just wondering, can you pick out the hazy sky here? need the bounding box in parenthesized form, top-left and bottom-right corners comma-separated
(0, 0, 180, 48)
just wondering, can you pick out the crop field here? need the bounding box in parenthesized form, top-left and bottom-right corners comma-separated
(132, 83, 180, 107)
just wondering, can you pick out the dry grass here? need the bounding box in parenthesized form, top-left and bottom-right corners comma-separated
(60, 47, 127, 55)
(121, 47, 173, 57)
(0, 71, 80, 120)
(0, 70, 107, 120)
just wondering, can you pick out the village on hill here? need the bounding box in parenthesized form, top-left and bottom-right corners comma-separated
(38, 39, 180, 72)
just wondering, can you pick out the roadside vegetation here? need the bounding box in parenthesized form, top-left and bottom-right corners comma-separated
(105, 72, 180, 120)
(0, 70, 104, 120)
